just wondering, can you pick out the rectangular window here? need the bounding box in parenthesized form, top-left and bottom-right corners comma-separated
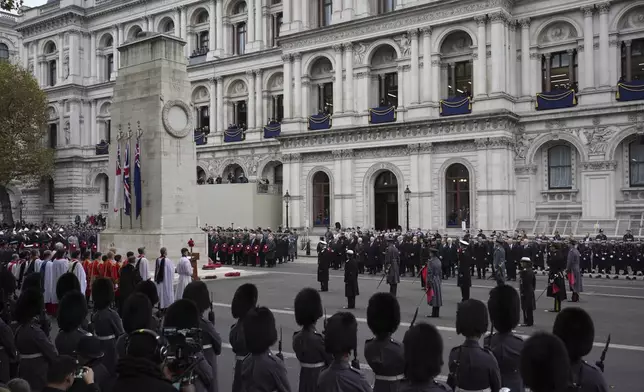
(379, 0, 395, 14)
(106, 120, 111, 143)
(106, 54, 113, 81)
(543, 51, 578, 92)
(318, 82, 333, 114)
(548, 146, 573, 189)
(235, 101, 248, 126)
(272, 13, 283, 47)
(320, 0, 332, 27)
(49, 60, 57, 86)
(49, 124, 57, 149)
(378, 72, 398, 107)
(198, 106, 210, 128)
(447, 61, 473, 97)
(273, 94, 284, 122)
(237, 23, 247, 55)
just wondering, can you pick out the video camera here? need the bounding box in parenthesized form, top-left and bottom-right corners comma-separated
(161, 327, 203, 378)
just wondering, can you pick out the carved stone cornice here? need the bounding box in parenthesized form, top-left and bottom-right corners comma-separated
(290, 153, 302, 162)
(474, 15, 487, 26)
(581, 160, 617, 172)
(597, 2, 610, 14)
(292, 53, 302, 61)
(581, 5, 594, 17)
(518, 18, 530, 28)
(515, 165, 538, 175)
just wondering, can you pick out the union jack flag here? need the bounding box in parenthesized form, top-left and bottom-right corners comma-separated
(123, 141, 131, 216)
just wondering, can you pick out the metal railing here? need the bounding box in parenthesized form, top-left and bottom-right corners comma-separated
(515, 212, 644, 238)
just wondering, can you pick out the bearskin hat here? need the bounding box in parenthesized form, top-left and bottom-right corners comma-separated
(164, 299, 200, 330)
(487, 284, 521, 333)
(455, 299, 489, 338)
(294, 288, 323, 327)
(324, 312, 357, 357)
(135, 280, 159, 306)
(15, 289, 43, 323)
(91, 278, 115, 310)
(122, 293, 153, 333)
(56, 272, 81, 301)
(520, 332, 570, 392)
(182, 281, 211, 313)
(403, 323, 443, 382)
(243, 306, 278, 355)
(552, 307, 595, 361)
(22, 273, 42, 292)
(57, 291, 88, 332)
(231, 283, 258, 319)
(367, 293, 401, 338)
(0, 266, 16, 295)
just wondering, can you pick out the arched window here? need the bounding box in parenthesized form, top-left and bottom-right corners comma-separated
(0, 43, 9, 62)
(196, 11, 209, 24)
(621, 39, 644, 82)
(548, 145, 572, 189)
(440, 31, 474, 98)
(312, 171, 330, 226)
(44, 41, 56, 55)
(197, 167, 206, 185)
(370, 45, 399, 107)
(105, 36, 113, 47)
(309, 57, 334, 114)
(445, 163, 470, 228)
(103, 177, 109, 203)
(630, 141, 644, 187)
(236, 23, 247, 55)
(542, 51, 578, 92)
(234, 1, 247, 15)
(163, 20, 175, 34)
(374, 171, 399, 230)
(47, 178, 55, 204)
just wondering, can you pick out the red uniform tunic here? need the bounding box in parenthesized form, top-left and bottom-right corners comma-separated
(82, 258, 93, 297)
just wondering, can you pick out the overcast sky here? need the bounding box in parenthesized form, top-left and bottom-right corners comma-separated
(24, 0, 47, 7)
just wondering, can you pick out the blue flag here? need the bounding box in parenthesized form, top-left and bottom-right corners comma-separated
(134, 139, 142, 218)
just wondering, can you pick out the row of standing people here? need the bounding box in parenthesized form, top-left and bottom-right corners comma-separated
(207, 231, 299, 268)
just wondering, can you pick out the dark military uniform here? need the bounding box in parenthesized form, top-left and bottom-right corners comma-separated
(200, 317, 223, 392)
(364, 337, 404, 392)
(344, 255, 359, 309)
(230, 321, 249, 392)
(15, 321, 59, 392)
(91, 307, 125, 375)
(483, 333, 524, 392)
(398, 380, 450, 392)
(0, 317, 17, 383)
(317, 359, 372, 392)
(54, 328, 92, 356)
(292, 327, 331, 392)
(239, 351, 291, 392)
(570, 360, 609, 392)
(448, 339, 501, 392)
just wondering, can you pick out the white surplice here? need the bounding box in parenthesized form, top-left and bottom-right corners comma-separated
(175, 256, 193, 300)
(44, 258, 68, 304)
(155, 257, 175, 309)
(136, 256, 150, 281)
(69, 260, 87, 295)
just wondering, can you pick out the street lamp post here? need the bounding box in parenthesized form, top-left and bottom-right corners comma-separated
(404, 186, 411, 232)
(284, 190, 291, 230)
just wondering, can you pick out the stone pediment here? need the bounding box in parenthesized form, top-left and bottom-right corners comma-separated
(280, 0, 512, 51)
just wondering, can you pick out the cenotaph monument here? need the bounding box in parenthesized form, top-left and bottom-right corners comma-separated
(100, 33, 207, 259)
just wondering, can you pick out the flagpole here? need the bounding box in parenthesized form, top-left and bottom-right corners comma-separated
(137, 121, 144, 230)
(117, 126, 124, 230)
(127, 124, 133, 230)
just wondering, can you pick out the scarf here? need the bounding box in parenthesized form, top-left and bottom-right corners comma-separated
(155, 257, 166, 284)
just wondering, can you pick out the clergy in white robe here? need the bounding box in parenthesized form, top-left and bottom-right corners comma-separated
(43, 251, 68, 314)
(68, 256, 87, 295)
(154, 247, 175, 309)
(175, 249, 193, 300)
(135, 247, 150, 281)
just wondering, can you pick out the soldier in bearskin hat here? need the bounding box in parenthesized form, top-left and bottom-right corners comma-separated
(241, 306, 290, 392)
(183, 280, 223, 392)
(520, 332, 571, 392)
(365, 293, 404, 392)
(116, 293, 154, 359)
(14, 289, 58, 392)
(553, 308, 608, 392)
(230, 283, 258, 392)
(135, 280, 161, 331)
(399, 323, 448, 392)
(55, 291, 90, 356)
(485, 284, 524, 392)
(55, 272, 81, 303)
(91, 277, 124, 376)
(318, 312, 371, 392)
(293, 288, 330, 392)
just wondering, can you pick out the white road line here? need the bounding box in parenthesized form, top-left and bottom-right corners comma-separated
(220, 342, 449, 382)
(212, 302, 644, 353)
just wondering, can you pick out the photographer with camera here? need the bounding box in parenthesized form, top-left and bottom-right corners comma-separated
(42, 355, 97, 392)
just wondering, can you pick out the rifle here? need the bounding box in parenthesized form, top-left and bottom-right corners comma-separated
(351, 348, 360, 370)
(276, 326, 284, 361)
(323, 308, 328, 329)
(595, 334, 611, 373)
(376, 265, 390, 290)
(208, 292, 215, 324)
(409, 307, 419, 328)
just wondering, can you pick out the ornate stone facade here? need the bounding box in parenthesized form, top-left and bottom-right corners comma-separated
(6, 0, 644, 234)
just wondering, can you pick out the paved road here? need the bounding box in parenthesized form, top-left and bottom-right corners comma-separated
(201, 257, 644, 392)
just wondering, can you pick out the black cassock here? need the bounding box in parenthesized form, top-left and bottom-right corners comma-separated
(345, 257, 359, 298)
(318, 247, 332, 284)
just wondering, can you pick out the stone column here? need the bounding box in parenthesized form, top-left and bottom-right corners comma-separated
(332, 150, 343, 222)
(519, 18, 530, 96)
(290, 154, 302, 228)
(282, 54, 292, 119)
(209, 1, 216, 53)
(112, 26, 119, 77)
(247, 70, 256, 129)
(598, 2, 610, 87)
(255, 0, 263, 44)
(90, 99, 97, 144)
(344, 43, 354, 112)
(580, 6, 595, 90)
(410, 29, 420, 104)
(431, 54, 441, 101)
(624, 40, 632, 81)
(490, 12, 506, 93)
(69, 99, 80, 145)
(418, 143, 434, 228)
(181, 7, 188, 56)
(301, 0, 309, 28)
(293, 54, 302, 118)
(216, 0, 224, 53)
(397, 65, 405, 108)
(22, 43, 28, 69)
(302, 79, 310, 117)
(530, 52, 540, 94)
(422, 28, 432, 102)
(216, 76, 224, 133)
(69, 30, 80, 78)
(175, 7, 181, 36)
(118, 24, 124, 44)
(292, 0, 301, 30)
(57, 33, 64, 83)
(341, 150, 354, 228)
(475, 16, 487, 97)
(544, 53, 551, 92)
(247, 0, 256, 44)
(90, 32, 97, 82)
(333, 45, 344, 113)
(255, 70, 263, 127)
(609, 38, 619, 83)
(508, 21, 517, 96)
(332, 0, 342, 24)
(209, 78, 217, 137)
(282, 0, 291, 27)
(38, 55, 44, 86)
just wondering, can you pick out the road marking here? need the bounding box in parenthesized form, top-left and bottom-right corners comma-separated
(212, 302, 644, 353)
(220, 342, 449, 382)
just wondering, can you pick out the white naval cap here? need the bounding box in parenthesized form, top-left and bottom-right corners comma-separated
(459, 240, 469, 246)
(346, 250, 354, 255)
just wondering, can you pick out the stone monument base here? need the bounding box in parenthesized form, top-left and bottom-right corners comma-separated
(99, 228, 208, 266)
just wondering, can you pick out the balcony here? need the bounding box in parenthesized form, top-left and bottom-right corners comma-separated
(256, 183, 282, 195)
(263, 121, 281, 139)
(439, 96, 472, 116)
(535, 89, 577, 111)
(95, 141, 109, 156)
(224, 126, 246, 143)
(616, 79, 644, 102)
(308, 112, 332, 130)
(194, 126, 210, 146)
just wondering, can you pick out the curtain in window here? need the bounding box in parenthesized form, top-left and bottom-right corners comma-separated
(631, 143, 644, 187)
(548, 145, 572, 189)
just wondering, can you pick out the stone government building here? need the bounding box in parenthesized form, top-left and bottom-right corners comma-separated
(1, 0, 644, 236)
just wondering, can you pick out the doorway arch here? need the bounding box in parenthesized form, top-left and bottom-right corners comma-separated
(0, 186, 13, 225)
(445, 163, 471, 228)
(374, 170, 399, 230)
